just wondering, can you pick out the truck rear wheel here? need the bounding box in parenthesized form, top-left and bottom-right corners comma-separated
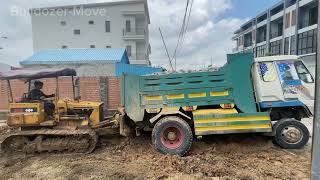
(152, 116, 193, 156)
(273, 119, 309, 149)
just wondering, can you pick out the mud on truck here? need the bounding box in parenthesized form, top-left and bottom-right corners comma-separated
(0, 53, 314, 156)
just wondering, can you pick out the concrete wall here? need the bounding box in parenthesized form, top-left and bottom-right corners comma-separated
(26, 64, 116, 77)
(31, 2, 150, 65)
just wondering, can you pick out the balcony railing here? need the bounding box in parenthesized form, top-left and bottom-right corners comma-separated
(123, 27, 146, 36)
(270, 31, 283, 39)
(299, 20, 317, 29)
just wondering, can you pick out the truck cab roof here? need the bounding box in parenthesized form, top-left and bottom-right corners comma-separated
(255, 55, 300, 62)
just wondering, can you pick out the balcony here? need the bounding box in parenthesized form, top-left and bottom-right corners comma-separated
(128, 52, 148, 61)
(270, 31, 283, 39)
(123, 27, 146, 40)
(298, 1, 318, 29)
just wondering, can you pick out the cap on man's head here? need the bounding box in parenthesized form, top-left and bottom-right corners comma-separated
(34, 80, 43, 86)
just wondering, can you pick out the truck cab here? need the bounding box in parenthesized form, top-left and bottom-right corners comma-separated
(253, 55, 314, 120)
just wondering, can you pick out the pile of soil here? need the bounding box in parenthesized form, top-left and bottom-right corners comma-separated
(0, 131, 311, 180)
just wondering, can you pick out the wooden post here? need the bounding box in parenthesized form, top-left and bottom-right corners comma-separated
(7, 80, 13, 103)
(72, 76, 75, 100)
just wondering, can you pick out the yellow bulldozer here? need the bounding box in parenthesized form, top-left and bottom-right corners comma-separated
(0, 68, 123, 154)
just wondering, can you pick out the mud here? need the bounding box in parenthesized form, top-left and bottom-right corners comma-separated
(0, 126, 311, 180)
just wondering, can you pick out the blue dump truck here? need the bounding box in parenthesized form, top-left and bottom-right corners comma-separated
(121, 53, 314, 156)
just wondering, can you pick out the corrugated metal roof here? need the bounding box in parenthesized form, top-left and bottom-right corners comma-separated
(20, 48, 129, 66)
(116, 63, 163, 76)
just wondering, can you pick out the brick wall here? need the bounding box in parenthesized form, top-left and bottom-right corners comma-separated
(0, 77, 122, 111)
(0, 80, 8, 110)
(107, 77, 122, 109)
(79, 77, 101, 102)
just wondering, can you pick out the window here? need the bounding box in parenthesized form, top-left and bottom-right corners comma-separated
(126, 45, 132, 57)
(106, 46, 111, 48)
(284, 37, 289, 55)
(125, 20, 131, 32)
(256, 45, 266, 57)
(74, 29, 80, 35)
(291, 10, 296, 26)
(294, 61, 314, 83)
(89, 20, 94, 25)
(276, 61, 299, 81)
(62, 45, 68, 49)
(298, 29, 317, 55)
(105, 21, 111, 32)
(270, 40, 282, 55)
(90, 45, 95, 48)
(309, 7, 318, 26)
(285, 13, 290, 29)
(259, 62, 277, 82)
(60, 21, 66, 26)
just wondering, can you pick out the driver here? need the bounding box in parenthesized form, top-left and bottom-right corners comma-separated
(29, 80, 55, 119)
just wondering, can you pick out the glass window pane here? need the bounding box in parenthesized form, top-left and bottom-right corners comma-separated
(260, 62, 277, 82)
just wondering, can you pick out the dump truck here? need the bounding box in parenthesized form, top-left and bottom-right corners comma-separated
(0, 53, 314, 156)
(121, 53, 314, 156)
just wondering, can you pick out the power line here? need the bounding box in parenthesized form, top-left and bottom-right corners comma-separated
(159, 27, 174, 71)
(173, 0, 194, 70)
(180, 0, 194, 54)
(173, 0, 190, 70)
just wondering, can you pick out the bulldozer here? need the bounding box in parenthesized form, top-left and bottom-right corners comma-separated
(0, 68, 122, 154)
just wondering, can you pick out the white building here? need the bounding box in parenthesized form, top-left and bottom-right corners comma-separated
(30, 0, 151, 66)
(232, 0, 318, 74)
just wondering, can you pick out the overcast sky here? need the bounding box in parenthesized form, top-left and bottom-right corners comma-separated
(0, 0, 278, 69)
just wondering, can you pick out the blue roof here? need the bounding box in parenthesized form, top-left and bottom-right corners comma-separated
(116, 63, 163, 76)
(20, 48, 129, 65)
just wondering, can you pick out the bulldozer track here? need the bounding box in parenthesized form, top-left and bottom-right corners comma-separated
(0, 129, 98, 154)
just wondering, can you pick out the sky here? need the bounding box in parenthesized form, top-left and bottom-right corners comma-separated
(0, 0, 280, 70)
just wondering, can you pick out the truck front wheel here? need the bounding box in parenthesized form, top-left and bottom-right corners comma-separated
(273, 119, 310, 149)
(152, 116, 193, 156)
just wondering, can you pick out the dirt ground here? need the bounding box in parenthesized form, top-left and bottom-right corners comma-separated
(0, 126, 311, 180)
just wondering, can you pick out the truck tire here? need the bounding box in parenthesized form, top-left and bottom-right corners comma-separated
(152, 116, 193, 156)
(273, 119, 309, 149)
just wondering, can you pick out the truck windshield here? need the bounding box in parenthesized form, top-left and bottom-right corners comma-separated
(276, 61, 299, 81)
(276, 60, 314, 83)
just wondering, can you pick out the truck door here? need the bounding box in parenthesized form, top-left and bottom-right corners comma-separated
(275, 60, 314, 100)
(275, 60, 314, 113)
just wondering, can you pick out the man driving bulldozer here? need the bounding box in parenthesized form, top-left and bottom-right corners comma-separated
(29, 80, 55, 118)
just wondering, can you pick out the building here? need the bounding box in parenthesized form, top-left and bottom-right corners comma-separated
(30, 0, 151, 66)
(20, 48, 162, 77)
(232, 0, 318, 73)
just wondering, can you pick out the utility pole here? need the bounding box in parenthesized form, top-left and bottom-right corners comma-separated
(311, 1, 320, 179)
